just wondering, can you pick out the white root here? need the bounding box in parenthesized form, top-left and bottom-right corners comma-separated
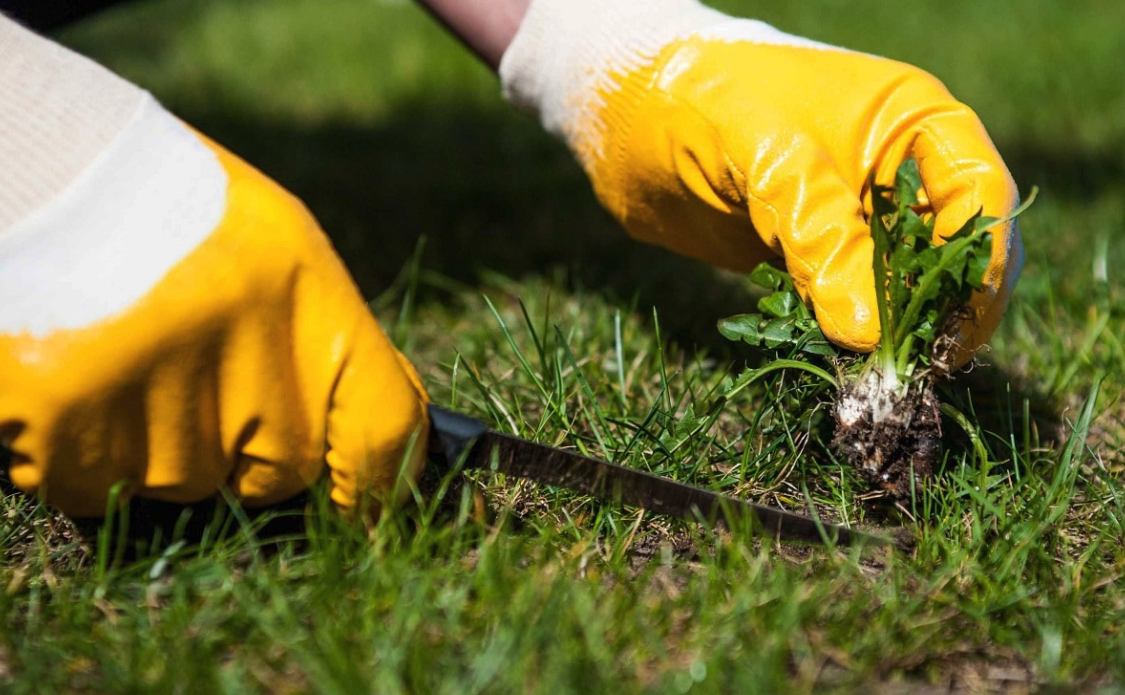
(835, 368, 911, 428)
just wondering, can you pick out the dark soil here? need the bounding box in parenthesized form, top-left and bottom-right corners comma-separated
(833, 378, 942, 498)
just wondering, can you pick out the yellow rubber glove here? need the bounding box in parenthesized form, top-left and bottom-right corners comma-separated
(500, 0, 1022, 362)
(0, 93, 429, 519)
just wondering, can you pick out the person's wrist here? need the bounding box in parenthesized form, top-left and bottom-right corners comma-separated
(414, 0, 531, 69)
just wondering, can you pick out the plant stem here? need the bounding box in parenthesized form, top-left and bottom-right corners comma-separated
(893, 235, 978, 349)
(896, 333, 916, 377)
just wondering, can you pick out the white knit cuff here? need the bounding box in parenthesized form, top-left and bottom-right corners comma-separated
(498, 0, 724, 143)
(0, 15, 145, 233)
(498, 0, 838, 168)
(0, 95, 227, 337)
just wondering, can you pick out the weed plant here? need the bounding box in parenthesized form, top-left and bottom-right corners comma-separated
(719, 160, 1035, 498)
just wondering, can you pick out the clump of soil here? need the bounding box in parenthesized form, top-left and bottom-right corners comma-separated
(831, 370, 941, 498)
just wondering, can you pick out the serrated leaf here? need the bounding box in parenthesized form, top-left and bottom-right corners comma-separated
(894, 158, 923, 207)
(748, 263, 791, 292)
(912, 310, 939, 343)
(801, 342, 838, 357)
(717, 314, 765, 344)
(799, 326, 838, 356)
(758, 290, 800, 318)
(761, 317, 797, 348)
(937, 248, 969, 291)
(891, 243, 920, 275)
(901, 208, 930, 243)
(974, 215, 999, 234)
(673, 406, 700, 438)
(965, 233, 993, 289)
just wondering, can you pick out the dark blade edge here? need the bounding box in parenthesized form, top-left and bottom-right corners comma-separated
(467, 431, 889, 548)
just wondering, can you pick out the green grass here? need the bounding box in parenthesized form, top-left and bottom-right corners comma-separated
(3, 0, 1124, 691)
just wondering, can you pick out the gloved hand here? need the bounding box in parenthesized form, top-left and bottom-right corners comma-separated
(500, 0, 1022, 363)
(0, 19, 428, 519)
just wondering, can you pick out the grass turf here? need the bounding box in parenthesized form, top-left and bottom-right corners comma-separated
(3, 0, 1124, 691)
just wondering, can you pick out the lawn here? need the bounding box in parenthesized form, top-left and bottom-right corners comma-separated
(2, 0, 1124, 691)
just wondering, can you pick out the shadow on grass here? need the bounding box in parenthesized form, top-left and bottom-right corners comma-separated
(1000, 138, 1125, 204)
(187, 99, 1117, 353)
(184, 102, 763, 352)
(1, 453, 310, 561)
(190, 102, 1076, 428)
(938, 364, 1070, 469)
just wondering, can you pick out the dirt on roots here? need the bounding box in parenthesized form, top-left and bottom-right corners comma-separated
(833, 378, 942, 498)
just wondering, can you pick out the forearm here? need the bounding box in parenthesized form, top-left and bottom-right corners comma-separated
(414, 0, 530, 70)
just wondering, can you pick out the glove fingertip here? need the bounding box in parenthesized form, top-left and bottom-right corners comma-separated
(814, 298, 881, 354)
(324, 322, 431, 519)
(801, 244, 882, 355)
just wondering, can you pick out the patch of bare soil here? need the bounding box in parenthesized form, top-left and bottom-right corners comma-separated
(1, 492, 90, 573)
(813, 645, 1048, 694)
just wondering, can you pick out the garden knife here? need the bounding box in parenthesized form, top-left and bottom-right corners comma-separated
(427, 405, 895, 549)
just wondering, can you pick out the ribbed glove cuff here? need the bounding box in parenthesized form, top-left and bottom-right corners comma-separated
(498, 0, 725, 165)
(0, 16, 144, 233)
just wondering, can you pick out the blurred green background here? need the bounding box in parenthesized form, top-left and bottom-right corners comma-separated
(55, 0, 1125, 349)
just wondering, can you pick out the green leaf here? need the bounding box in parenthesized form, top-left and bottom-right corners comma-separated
(891, 243, 920, 277)
(965, 233, 993, 289)
(973, 214, 999, 235)
(798, 326, 838, 356)
(912, 308, 939, 343)
(901, 208, 930, 243)
(801, 343, 838, 357)
(974, 186, 1038, 235)
(673, 406, 700, 437)
(894, 158, 923, 207)
(913, 246, 941, 275)
(748, 262, 792, 292)
(717, 314, 765, 344)
(937, 244, 970, 291)
(761, 317, 797, 348)
(869, 186, 897, 360)
(758, 290, 800, 318)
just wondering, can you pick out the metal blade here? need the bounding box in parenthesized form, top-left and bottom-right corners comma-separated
(427, 405, 893, 549)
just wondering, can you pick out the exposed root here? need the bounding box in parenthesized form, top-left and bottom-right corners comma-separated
(832, 372, 941, 498)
